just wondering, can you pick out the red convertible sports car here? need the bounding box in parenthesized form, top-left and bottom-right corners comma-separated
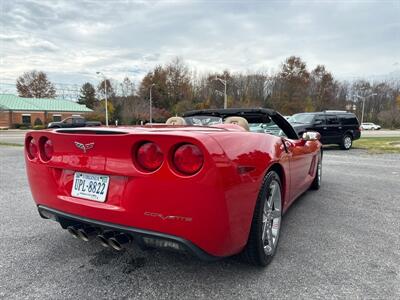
(25, 108, 322, 266)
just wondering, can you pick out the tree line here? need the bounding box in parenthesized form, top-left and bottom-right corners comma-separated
(16, 56, 400, 128)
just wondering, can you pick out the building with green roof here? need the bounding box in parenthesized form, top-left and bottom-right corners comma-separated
(0, 94, 92, 128)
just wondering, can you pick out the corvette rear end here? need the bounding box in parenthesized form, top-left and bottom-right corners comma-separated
(25, 126, 274, 260)
(25, 108, 322, 266)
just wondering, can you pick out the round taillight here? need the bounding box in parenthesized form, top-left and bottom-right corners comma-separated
(135, 142, 164, 172)
(41, 138, 54, 161)
(173, 144, 204, 175)
(26, 137, 38, 159)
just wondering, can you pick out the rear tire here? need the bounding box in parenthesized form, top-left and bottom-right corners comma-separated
(341, 134, 352, 150)
(241, 171, 282, 267)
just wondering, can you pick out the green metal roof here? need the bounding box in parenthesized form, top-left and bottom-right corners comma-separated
(0, 94, 92, 112)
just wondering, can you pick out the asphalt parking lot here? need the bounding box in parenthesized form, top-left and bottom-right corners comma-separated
(0, 146, 399, 299)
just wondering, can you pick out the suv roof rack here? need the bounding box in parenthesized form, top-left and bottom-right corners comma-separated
(323, 110, 349, 113)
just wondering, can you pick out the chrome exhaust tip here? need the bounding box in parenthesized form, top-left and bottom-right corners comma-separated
(97, 231, 115, 247)
(108, 233, 131, 251)
(76, 227, 97, 242)
(66, 226, 80, 239)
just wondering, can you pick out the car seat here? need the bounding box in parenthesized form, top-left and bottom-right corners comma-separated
(166, 117, 187, 125)
(224, 116, 250, 131)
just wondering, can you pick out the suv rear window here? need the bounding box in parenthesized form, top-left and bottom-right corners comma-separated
(290, 113, 315, 124)
(339, 114, 359, 125)
(326, 115, 339, 124)
(314, 115, 326, 124)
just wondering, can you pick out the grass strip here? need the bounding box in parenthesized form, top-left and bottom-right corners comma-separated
(0, 142, 24, 147)
(353, 137, 400, 154)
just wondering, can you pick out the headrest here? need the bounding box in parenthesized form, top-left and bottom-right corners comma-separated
(166, 117, 186, 125)
(224, 116, 250, 131)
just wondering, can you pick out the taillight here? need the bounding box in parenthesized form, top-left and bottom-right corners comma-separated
(172, 144, 204, 175)
(26, 137, 38, 159)
(135, 142, 164, 172)
(40, 137, 54, 161)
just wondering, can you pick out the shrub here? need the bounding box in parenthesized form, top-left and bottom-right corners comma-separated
(12, 123, 22, 129)
(12, 123, 31, 129)
(33, 125, 45, 130)
(34, 118, 43, 126)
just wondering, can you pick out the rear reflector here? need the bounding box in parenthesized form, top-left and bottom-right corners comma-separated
(142, 237, 182, 251)
(172, 144, 204, 175)
(135, 142, 164, 172)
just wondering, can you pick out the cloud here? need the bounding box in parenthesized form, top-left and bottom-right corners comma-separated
(0, 0, 399, 85)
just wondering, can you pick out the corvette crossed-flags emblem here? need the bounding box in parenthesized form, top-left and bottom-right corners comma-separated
(74, 142, 95, 153)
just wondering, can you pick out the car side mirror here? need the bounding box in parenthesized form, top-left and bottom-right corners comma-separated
(314, 120, 322, 125)
(302, 131, 321, 141)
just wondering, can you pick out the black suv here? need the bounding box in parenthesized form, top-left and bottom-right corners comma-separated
(289, 111, 361, 150)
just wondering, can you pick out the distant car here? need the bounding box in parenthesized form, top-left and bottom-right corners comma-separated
(48, 117, 101, 128)
(289, 111, 361, 150)
(361, 122, 381, 130)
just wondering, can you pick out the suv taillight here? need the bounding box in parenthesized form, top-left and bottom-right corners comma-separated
(135, 142, 164, 172)
(172, 144, 204, 175)
(26, 137, 38, 159)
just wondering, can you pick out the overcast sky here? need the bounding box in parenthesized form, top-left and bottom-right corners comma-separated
(1, 0, 399, 86)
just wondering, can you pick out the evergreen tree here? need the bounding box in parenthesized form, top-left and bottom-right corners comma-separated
(78, 82, 96, 109)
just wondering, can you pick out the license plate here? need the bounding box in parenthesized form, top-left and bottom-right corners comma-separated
(71, 172, 110, 202)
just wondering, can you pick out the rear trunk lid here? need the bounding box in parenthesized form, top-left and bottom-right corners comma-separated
(28, 126, 225, 176)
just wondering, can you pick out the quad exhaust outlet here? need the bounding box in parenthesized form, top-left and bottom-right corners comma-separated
(67, 225, 98, 241)
(66, 225, 82, 239)
(107, 233, 132, 251)
(76, 227, 98, 241)
(62, 220, 185, 255)
(96, 231, 116, 248)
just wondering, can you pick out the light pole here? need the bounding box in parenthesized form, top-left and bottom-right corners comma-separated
(149, 83, 155, 124)
(96, 71, 109, 126)
(214, 75, 227, 109)
(356, 93, 377, 124)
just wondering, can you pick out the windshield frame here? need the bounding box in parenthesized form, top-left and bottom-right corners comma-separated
(183, 108, 299, 139)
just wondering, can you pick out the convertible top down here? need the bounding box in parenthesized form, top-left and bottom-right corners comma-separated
(25, 108, 322, 266)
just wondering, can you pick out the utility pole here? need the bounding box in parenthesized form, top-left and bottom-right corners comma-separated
(214, 75, 227, 109)
(356, 93, 377, 124)
(149, 83, 155, 124)
(96, 71, 109, 126)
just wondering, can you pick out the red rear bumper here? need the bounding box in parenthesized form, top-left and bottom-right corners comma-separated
(37, 205, 218, 260)
(26, 159, 258, 257)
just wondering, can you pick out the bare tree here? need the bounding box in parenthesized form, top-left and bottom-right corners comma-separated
(309, 65, 336, 110)
(16, 70, 56, 98)
(120, 77, 135, 97)
(271, 56, 310, 114)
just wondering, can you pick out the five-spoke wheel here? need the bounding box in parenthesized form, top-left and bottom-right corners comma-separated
(262, 179, 282, 255)
(242, 170, 282, 266)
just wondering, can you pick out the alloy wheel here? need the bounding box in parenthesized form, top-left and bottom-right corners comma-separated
(344, 136, 352, 149)
(317, 160, 322, 185)
(262, 179, 282, 255)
